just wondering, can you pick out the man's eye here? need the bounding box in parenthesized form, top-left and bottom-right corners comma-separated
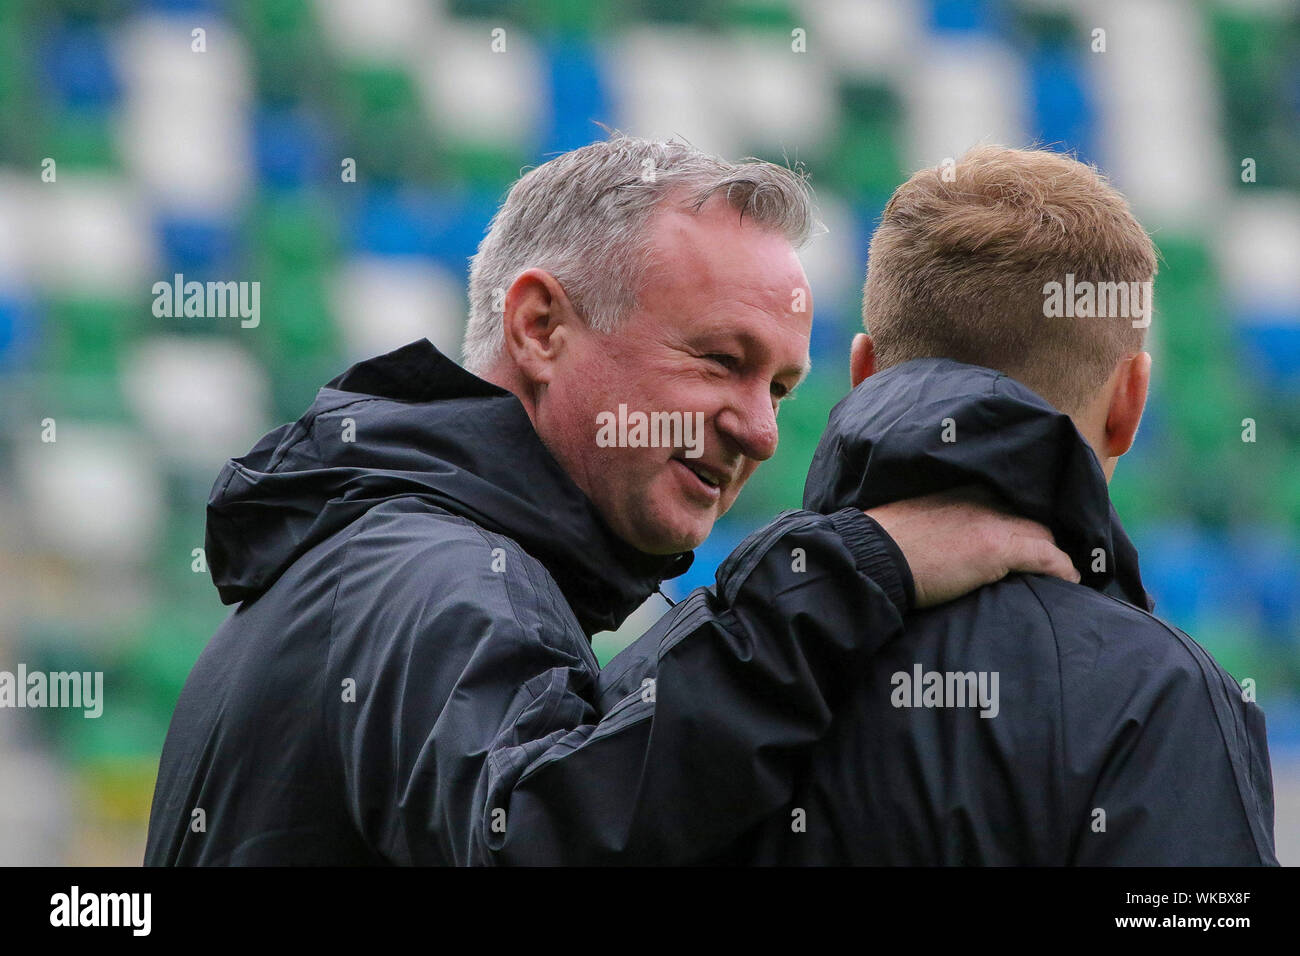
(705, 353, 739, 370)
(771, 383, 790, 400)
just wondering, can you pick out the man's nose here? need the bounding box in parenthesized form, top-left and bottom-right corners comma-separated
(716, 387, 779, 463)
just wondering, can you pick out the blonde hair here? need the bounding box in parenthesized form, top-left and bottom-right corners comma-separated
(863, 145, 1157, 412)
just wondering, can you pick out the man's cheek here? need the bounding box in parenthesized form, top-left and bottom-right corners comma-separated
(615, 449, 664, 506)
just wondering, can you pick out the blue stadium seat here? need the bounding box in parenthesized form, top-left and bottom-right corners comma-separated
(253, 106, 331, 189)
(541, 37, 610, 155)
(143, 0, 224, 13)
(927, 0, 999, 35)
(1130, 524, 1231, 634)
(808, 301, 852, 363)
(1236, 310, 1300, 391)
(41, 22, 120, 110)
(348, 186, 497, 274)
(0, 294, 38, 371)
(1230, 529, 1300, 643)
(1025, 51, 1096, 164)
(157, 215, 238, 279)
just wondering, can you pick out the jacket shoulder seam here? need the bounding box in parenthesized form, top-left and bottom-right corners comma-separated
(1032, 580, 1272, 864)
(1017, 575, 1075, 861)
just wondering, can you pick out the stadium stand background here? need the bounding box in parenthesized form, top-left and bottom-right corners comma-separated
(0, 0, 1297, 864)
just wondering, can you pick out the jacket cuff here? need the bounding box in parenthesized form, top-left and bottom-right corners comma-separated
(828, 508, 915, 615)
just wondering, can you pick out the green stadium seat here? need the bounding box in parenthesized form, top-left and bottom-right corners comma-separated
(43, 297, 136, 378)
(723, 1, 797, 33)
(515, 0, 625, 35)
(246, 267, 341, 364)
(248, 191, 340, 270)
(436, 141, 529, 190)
(43, 109, 119, 172)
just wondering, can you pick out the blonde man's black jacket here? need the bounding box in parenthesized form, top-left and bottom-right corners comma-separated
(611, 359, 1276, 865)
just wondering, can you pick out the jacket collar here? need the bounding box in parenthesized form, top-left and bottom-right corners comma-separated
(206, 339, 692, 634)
(803, 358, 1152, 610)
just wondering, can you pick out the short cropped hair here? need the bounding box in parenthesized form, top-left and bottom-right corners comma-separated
(863, 145, 1158, 413)
(462, 133, 816, 374)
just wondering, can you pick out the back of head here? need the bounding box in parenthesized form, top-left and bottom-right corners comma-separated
(863, 145, 1157, 414)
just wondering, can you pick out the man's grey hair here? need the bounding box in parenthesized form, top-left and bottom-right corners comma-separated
(461, 133, 818, 375)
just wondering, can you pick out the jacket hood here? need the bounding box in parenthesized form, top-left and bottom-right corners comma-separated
(804, 358, 1152, 610)
(205, 338, 692, 634)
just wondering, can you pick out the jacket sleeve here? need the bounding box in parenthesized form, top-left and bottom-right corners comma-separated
(1068, 625, 1279, 866)
(486, 507, 913, 864)
(330, 507, 911, 865)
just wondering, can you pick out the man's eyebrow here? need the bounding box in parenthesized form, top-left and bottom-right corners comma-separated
(783, 358, 812, 392)
(695, 328, 811, 388)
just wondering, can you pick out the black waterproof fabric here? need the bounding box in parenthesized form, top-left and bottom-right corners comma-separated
(690, 358, 1277, 865)
(144, 339, 915, 865)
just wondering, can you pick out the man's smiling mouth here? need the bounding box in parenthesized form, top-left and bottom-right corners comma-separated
(684, 461, 720, 487)
(672, 456, 730, 498)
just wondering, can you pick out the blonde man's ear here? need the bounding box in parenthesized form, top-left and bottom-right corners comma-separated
(850, 333, 877, 388)
(1104, 350, 1151, 461)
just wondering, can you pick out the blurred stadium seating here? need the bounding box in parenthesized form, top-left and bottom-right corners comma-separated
(0, 0, 1297, 864)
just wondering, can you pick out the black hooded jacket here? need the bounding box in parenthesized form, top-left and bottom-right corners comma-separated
(686, 358, 1277, 865)
(144, 339, 916, 865)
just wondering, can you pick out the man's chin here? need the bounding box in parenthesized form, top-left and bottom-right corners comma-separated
(625, 511, 714, 556)
(637, 529, 709, 556)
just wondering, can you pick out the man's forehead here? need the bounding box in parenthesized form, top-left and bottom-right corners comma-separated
(647, 200, 803, 265)
(643, 231, 809, 306)
(636, 201, 812, 366)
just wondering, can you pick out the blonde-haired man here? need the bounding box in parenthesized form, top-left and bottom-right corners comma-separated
(706, 145, 1278, 865)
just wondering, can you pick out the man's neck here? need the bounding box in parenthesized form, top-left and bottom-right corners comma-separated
(481, 363, 538, 422)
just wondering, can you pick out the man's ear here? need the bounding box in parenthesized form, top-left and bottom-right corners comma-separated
(1104, 351, 1151, 458)
(501, 268, 576, 387)
(850, 333, 877, 388)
